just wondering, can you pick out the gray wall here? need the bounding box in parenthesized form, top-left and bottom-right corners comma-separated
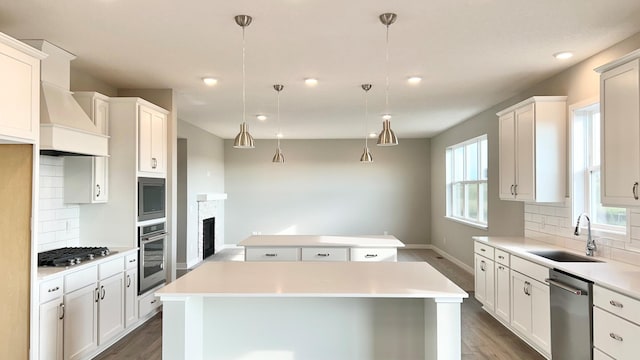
(430, 31, 640, 268)
(224, 139, 430, 245)
(177, 120, 225, 266)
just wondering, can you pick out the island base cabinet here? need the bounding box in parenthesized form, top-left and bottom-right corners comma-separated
(63, 283, 98, 360)
(510, 271, 550, 356)
(39, 299, 64, 360)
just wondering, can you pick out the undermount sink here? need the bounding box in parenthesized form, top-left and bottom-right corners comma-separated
(527, 250, 603, 263)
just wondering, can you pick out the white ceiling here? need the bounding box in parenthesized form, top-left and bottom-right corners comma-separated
(2, 0, 640, 139)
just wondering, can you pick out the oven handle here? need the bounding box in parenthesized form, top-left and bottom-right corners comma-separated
(546, 278, 587, 296)
(140, 233, 167, 243)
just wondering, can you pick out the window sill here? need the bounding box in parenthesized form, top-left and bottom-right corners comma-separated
(445, 216, 488, 230)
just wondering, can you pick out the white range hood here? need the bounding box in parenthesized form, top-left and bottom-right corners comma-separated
(23, 40, 108, 157)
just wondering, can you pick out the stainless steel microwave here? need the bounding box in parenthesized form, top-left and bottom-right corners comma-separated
(138, 177, 166, 221)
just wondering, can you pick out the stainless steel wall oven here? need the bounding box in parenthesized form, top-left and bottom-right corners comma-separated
(138, 222, 166, 295)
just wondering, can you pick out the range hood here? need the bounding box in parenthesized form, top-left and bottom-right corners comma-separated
(23, 40, 108, 157)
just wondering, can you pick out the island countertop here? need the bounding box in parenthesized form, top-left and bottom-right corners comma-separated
(156, 261, 467, 299)
(238, 234, 405, 248)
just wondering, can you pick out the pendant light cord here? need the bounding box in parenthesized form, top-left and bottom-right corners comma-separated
(364, 90, 369, 147)
(242, 25, 246, 124)
(385, 24, 390, 117)
(277, 90, 281, 148)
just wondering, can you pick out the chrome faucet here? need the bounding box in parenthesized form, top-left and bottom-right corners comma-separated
(574, 213, 596, 256)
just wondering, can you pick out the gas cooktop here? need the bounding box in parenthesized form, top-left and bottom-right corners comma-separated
(38, 247, 111, 267)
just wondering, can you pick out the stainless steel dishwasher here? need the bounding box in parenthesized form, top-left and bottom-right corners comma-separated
(547, 268, 594, 360)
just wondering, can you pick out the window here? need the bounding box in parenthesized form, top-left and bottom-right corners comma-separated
(446, 135, 488, 227)
(572, 103, 627, 233)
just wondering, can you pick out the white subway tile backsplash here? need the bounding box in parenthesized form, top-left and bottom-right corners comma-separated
(38, 156, 79, 251)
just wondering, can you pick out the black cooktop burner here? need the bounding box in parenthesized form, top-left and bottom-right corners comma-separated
(38, 247, 111, 267)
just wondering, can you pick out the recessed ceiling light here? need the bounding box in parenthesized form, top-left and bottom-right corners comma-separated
(276, 133, 284, 138)
(407, 76, 422, 84)
(256, 115, 267, 121)
(202, 77, 218, 86)
(553, 52, 573, 60)
(304, 78, 318, 86)
(382, 114, 392, 120)
(369, 132, 377, 138)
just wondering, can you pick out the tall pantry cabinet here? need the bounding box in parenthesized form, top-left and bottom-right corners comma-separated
(0, 32, 46, 360)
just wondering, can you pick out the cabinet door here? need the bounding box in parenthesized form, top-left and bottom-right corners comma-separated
(98, 273, 125, 345)
(138, 106, 166, 174)
(498, 112, 516, 199)
(495, 264, 510, 323)
(39, 299, 64, 360)
(530, 280, 550, 354)
(93, 98, 109, 202)
(474, 254, 494, 310)
(63, 284, 98, 360)
(601, 60, 640, 206)
(514, 103, 535, 201)
(138, 106, 153, 173)
(510, 271, 531, 335)
(125, 268, 138, 328)
(0, 43, 39, 142)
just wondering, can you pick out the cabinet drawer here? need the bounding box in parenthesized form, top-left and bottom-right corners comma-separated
(350, 248, 397, 262)
(474, 242, 494, 258)
(39, 277, 64, 303)
(594, 306, 640, 360)
(495, 249, 510, 266)
(125, 253, 138, 270)
(245, 247, 300, 261)
(594, 285, 640, 325)
(65, 265, 98, 293)
(594, 348, 615, 360)
(301, 247, 348, 261)
(511, 255, 548, 283)
(138, 291, 161, 318)
(99, 256, 124, 280)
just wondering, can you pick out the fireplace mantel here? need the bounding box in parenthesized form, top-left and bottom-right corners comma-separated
(196, 193, 227, 202)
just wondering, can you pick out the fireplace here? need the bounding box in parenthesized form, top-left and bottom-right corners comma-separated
(203, 217, 215, 259)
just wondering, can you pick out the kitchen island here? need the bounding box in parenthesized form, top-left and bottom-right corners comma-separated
(156, 261, 468, 360)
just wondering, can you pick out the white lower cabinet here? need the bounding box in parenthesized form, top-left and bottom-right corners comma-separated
(63, 283, 98, 360)
(494, 264, 510, 323)
(594, 347, 615, 360)
(138, 291, 162, 319)
(245, 247, 300, 261)
(39, 298, 64, 360)
(124, 268, 138, 327)
(97, 273, 125, 345)
(350, 247, 397, 261)
(301, 247, 348, 261)
(474, 253, 495, 311)
(510, 270, 550, 355)
(593, 284, 640, 359)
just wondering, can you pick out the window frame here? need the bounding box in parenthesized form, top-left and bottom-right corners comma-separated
(445, 134, 488, 229)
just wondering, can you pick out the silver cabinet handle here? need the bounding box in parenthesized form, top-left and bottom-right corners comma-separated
(96, 184, 101, 197)
(510, 184, 515, 195)
(634, 182, 639, 200)
(95, 288, 100, 303)
(480, 248, 486, 252)
(524, 281, 531, 296)
(126, 274, 131, 288)
(514, 184, 518, 196)
(480, 260, 486, 271)
(128, 259, 137, 263)
(498, 265, 504, 270)
(364, 254, 378, 258)
(317, 253, 330, 257)
(609, 300, 624, 308)
(152, 157, 158, 169)
(546, 278, 587, 296)
(48, 286, 60, 293)
(59, 303, 65, 320)
(100, 285, 106, 300)
(150, 299, 158, 304)
(265, 253, 277, 257)
(609, 333, 623, 342)
(498, 255, 504, 259)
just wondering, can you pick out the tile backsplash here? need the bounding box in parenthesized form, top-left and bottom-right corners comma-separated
(524, 199, 640, 266)
(38, 156, 80, 252)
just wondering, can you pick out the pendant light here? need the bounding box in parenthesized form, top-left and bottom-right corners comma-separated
(272, 84, 285, 163)
(233, 15, 255, 149)
(360, 84, 373, 163)
(377, 12, 399, 146)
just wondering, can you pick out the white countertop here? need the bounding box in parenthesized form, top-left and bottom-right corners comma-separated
(38, 247, 138, 280)
(238, 235, 405, 248)
(156, 261, 467, 300)
(474, 236, 640, 299)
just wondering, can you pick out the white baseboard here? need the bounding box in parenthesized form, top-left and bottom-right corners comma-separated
(176, 262, 188, 270)
(429, 245, 474, 274)
(402, 243, 433, 250)
(222, 244, 243, 250)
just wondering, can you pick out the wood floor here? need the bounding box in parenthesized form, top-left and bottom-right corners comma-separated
(95, 249, 544, 360)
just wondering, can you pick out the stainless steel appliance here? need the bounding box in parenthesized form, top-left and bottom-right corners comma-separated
(548, 268, 593, 360)
(138, 177, 166, 221)
(138, 222, 166, 295)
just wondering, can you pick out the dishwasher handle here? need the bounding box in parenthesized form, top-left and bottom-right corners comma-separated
(546, 278, 587, 296)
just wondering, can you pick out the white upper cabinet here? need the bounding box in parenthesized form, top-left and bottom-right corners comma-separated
(596, 50, 640, 207)
(0, 32, 46, 142)
(497, 96, 567, 202)
(138, 105, 167, 175)
(65, 92, 110, 203)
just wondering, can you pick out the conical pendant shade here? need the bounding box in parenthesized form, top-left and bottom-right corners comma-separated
(360, 146, 373, 163)
(377, 119, 398, 146)
(233, 122, 255, 148)
(272, 147, 285, 163)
